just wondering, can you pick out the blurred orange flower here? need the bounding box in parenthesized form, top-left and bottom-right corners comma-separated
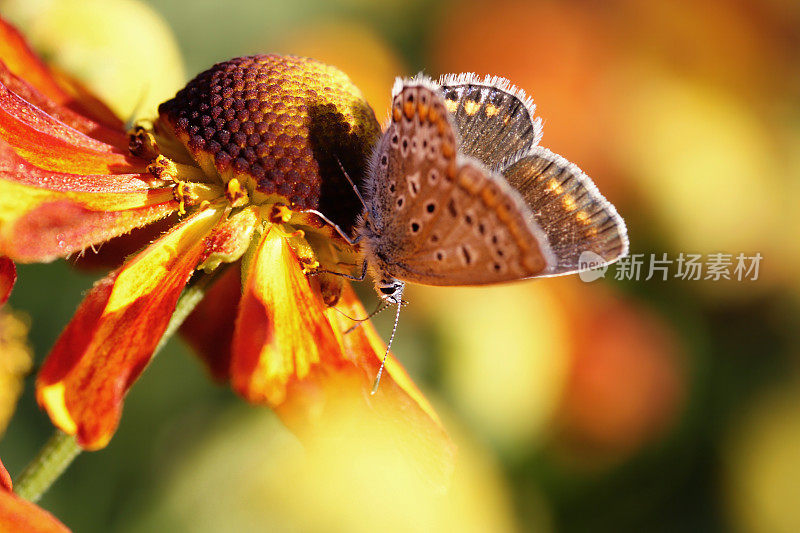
(0, 16, 450, 470)
(552, 281, 685, 462)
(0, 458, 69, 532)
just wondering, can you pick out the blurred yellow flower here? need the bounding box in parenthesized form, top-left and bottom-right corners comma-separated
(411, 282, 570, 456)
(129, 407, 538, 533)
(725, 383, 800, 533)
(0, 307, 33, 437)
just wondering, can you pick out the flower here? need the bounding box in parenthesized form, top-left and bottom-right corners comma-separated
(0, 458, 70, 532)
(0, 14, 450, 470)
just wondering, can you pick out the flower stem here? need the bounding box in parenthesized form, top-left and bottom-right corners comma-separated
(13, 431, 80, 502)
(13, 274, 216, 502)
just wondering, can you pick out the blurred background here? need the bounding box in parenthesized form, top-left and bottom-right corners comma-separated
(1, 0, 799, 531)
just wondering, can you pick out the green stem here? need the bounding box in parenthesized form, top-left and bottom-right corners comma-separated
(13, 275, 214, 502)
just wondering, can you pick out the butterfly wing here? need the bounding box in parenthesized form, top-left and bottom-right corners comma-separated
(502, 146, 629, 274)
(438, 73, 542, 170)
(363, 76, 554, 286)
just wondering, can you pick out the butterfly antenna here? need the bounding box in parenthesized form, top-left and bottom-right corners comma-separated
(371, 294, 403, 395)
(344, 299, 395, 334)
(329, 299, 387, 330)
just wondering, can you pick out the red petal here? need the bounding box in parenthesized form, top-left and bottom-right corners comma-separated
(0, 459, 10, 492)
(0, 459, 70, 532)
(0, 16, 122, 131)
(0, 78, 143, 175)
(180, 265, 241, 381)
(0, 257, 14, 305)
(36, 207, 223, 449)
(0, 142, 178, 263)
(230, 228, 345, 405)
(274, 283, 445, 433)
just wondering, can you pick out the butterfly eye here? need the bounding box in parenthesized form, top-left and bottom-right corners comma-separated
(379, 286, 396, 296)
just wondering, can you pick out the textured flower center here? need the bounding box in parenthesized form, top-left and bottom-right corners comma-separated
(153, 54, 380, 230)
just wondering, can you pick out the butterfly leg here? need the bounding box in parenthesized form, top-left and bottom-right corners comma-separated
(299, 209, 361, 247)
(308, 259, 367, 282)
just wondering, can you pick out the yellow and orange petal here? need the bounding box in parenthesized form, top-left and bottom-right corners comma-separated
(36, 206, 225, 449)
(224, 226, 452, 474)
(230, 226, 346, 405)
(0, 459, 70, 532)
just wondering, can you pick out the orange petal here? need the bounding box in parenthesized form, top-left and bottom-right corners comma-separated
(0, 142, 178, 262)
(0, 16, 121, 131)
(275, 283, 455, 486)
(0, 77, 144, 174)
(0, 257, 14, 305)
(180, 265, 241, 381)
(329, 284, 443, 427)
(36, 206, 223, 450)
(0, 459, 70, 532)
(230, 227, 345, 404)
(273, 283, 446, 434)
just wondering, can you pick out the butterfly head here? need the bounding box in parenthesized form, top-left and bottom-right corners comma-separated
(375, 276, 405, 303)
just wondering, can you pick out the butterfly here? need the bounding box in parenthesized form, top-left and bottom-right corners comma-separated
(317, 73, 628, 390)
(356, 73, 628, 301)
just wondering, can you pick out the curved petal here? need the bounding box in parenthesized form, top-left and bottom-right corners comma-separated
(274, 284, 455, 487)
(36, 206, 223, 450)
(0, 62, 128, 150)
(0, 459, 70, 532)
(0, 142, 178, 263)
(329, 284, 443, 427)
(0, 257, 14, 305)
(0, 16, 122, 131)
(0, 459, 9, 492)
(230, 227, 345, 404)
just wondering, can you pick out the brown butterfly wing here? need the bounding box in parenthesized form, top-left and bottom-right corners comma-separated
(396, 159, 554, 285)
(364, 78, 553, 286)
(502, 146, 629, 274)
(438, 73, 542, 170)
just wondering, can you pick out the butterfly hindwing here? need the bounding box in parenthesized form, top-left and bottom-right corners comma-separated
(502, 146, 629, 274)
(439, 73, 542, 171)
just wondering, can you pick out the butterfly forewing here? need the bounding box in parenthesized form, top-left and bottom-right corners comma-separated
(502, 146, 629, 274)
(439, 73, 542, 170)
(397, 159, 554, 285)
(363, 78, 458, 263)
(364, 77, 554, 286)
